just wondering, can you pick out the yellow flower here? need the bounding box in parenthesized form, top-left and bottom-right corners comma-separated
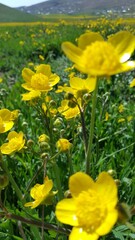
(39, 54, 45, 61)
(56, 138, 72, 152)
(55, 172, 118, 240)
(0, 78, 3, 83)
(118, 118, 125, 123)
(0, 109, 18, 133)
(62, 31, 135, 76)
(58, 99, 80, 119)
(105, 112, 109, 121)
(0, 131, 25, 155)
(22, 64, 60, 92)
(130, 78, 135, 87)
(127, 115, 133, 122)
(57, 75, 96, 99)
(118, 104, 124, 113)
(24, 176, 57, 209)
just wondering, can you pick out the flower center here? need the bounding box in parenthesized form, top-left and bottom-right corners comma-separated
(31, 73, 50, 91)
(76, 189, 106, 233)
(80, 41, 121, 75)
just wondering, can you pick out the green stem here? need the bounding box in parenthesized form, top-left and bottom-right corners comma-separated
(0, 159, 23, 202)
(86, 78, 99, 174)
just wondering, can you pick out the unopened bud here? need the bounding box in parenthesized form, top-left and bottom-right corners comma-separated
(39, 142, 50, 150)
(40, 153, 49, 161)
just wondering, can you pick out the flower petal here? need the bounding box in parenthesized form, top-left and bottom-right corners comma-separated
(78, 32, 104, 50)
(96, 209, 118, 235)
(85, 77, 97, 92)
(55, 198, 78, 226)
(69, 227, 98, 240)
(108, 31, 135, 63)
(95, 172, 118, 209)
(36, 64, 51, 77)
(69, 172, 94, 197)
(62, 42, 82, 64)
(22, 68, 34, 82)
(70, 77, 85, 90)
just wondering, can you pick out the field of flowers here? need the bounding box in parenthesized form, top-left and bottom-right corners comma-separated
(0, 17, 135, 240)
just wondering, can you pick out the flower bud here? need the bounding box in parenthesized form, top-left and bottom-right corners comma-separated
(64, 92, 74, 100)
(27, 139, 34, 147)
(117, 203, 131, 223)
(68, 100, 77, 108)
(39, 142, 50, 150)
(40, 153, 49, 161)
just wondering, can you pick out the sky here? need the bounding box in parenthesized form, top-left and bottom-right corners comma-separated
(0, 0, 48, 8)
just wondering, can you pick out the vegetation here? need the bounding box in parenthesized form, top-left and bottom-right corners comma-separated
(0, 16, 135, 240)
(0, 4, 44, 22)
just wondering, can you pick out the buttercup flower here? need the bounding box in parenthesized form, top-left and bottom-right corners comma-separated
(0, 109, 18, 133)
(118, 104, 124, 113)
(24, 176, 57, 209)
(0, 131, 25, 154)
(56, 138, 72, 152)
(57, 75, 97, 99)
(62, 31, 135, 76)
(58, 99, 80, 119)
(22, 64, 60, 93)
(56, 172, 118, 240)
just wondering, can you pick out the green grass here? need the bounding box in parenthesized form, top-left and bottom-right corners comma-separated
(0, 3, 44, 22)
(0, 18, 135, 240)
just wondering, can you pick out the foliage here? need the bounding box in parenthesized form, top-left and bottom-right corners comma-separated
(0, 16, 135, 240)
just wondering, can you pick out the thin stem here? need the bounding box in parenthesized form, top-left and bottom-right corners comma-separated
(41, 159, 47, 240)
(86, 78, 99, 174)
(77, 102, 88, 157)
(3, 212, 70, 235)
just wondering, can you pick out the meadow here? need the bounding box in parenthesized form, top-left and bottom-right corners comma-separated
(0, 16, 135, 240)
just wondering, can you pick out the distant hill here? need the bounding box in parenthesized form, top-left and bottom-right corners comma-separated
(17, 0, 135, 15)
(0, 3, 44, 22)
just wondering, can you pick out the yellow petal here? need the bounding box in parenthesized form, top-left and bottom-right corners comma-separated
(120, 61, 135, 72)
(95, 172, 118, 209)
(49, 74, 60, 86)
(0, 109, 12, 121)
(108, 31, 135, 63)
(62, 42, 82, 64)
(69, 172, 94, 197)
(78, 32, 104, 50)
(70, 77, 85, 90)
(55, 198, 78, 226)
(43, 179, 53, 193)
(22, 68, 34, 82)
(2, 122, 14, 133)
(36, 64, 51, 77)
(85, 77, 97, 92)
(130, 78, 135, 87)
(21, 90, 41, 101)
(96, 209, 118, 235)
(69, 227, 98, 240)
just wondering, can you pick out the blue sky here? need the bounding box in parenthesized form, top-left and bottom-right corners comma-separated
(0, 0, 48, 7)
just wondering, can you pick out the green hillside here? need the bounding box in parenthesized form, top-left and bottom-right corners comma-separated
(0, 4, 44, 22)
